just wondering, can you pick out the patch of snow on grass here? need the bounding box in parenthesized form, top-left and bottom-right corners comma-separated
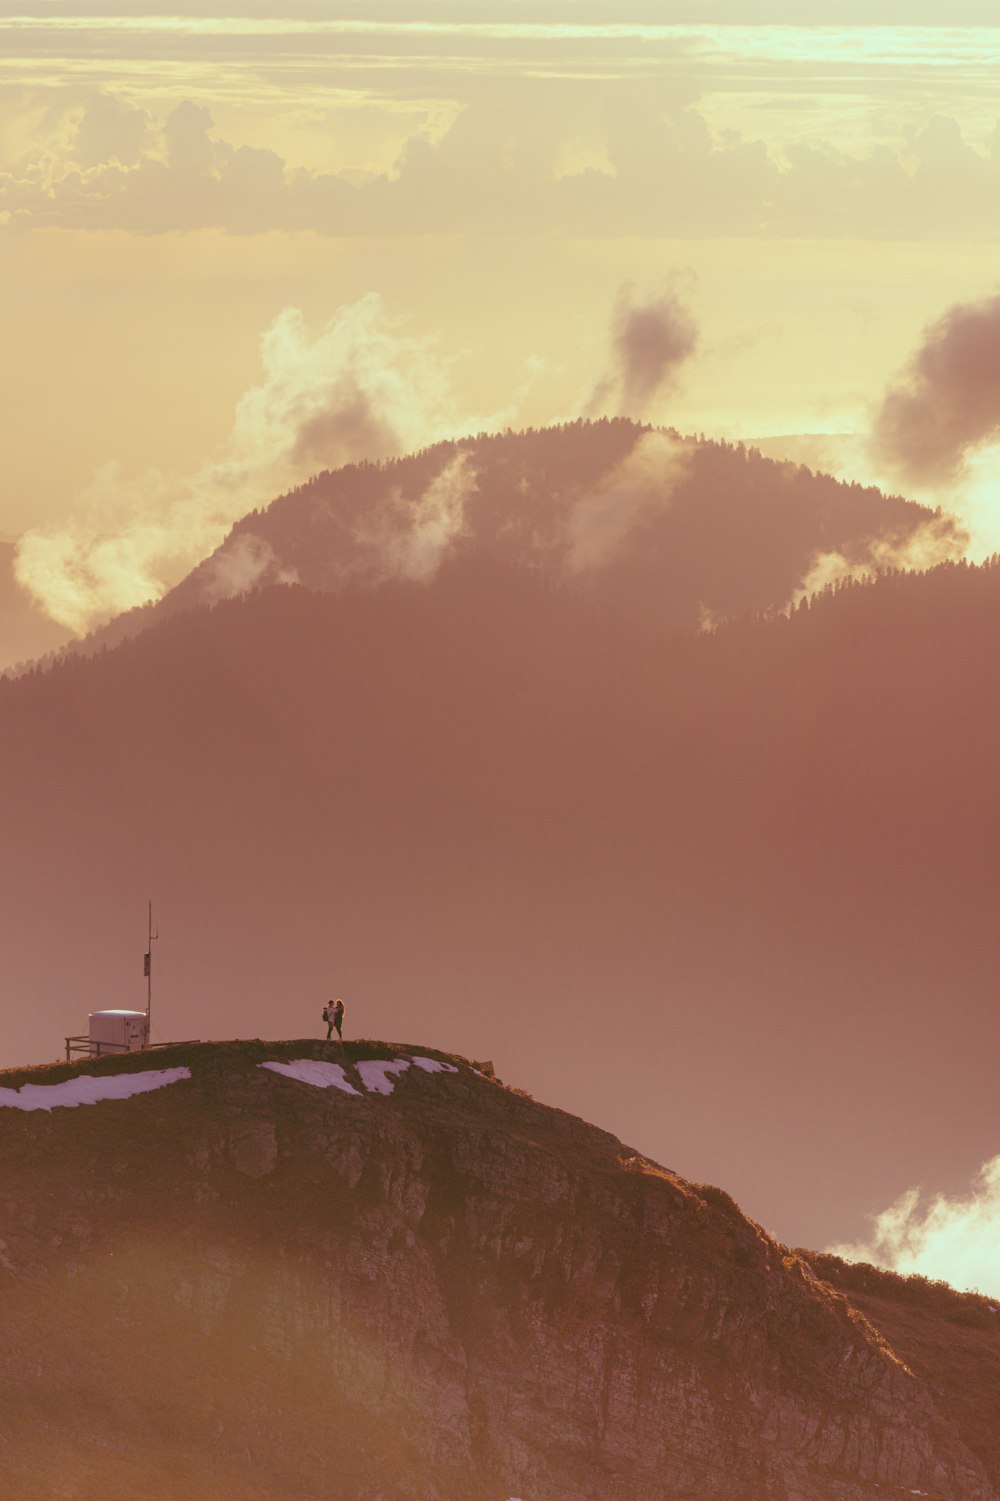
(259, 1061, 361, 1096)
(0, 1067, 191, 1112)
(410, 1056, 459, 1074)
(357, 1059, 411, 1095)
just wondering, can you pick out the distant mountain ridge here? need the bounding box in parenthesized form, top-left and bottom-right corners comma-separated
(68, 418, 953, 658)
(0, 1038, 997, 1500)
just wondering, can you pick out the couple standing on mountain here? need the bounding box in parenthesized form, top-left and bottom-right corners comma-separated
(323, 998, 345, 1041)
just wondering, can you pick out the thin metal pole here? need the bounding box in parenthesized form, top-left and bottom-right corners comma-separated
(146, 900, 158, 1042)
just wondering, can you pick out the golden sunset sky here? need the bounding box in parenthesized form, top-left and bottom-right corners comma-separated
(5, 1, 1000, 638)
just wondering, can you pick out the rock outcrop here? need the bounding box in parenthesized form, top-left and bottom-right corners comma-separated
(0, 1040, 996, 1501)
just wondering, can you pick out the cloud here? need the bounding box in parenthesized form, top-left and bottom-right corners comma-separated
(199, 532, 299, 606)
(163, 99, 215, 178)
(314, 450, 478, 588)
(566, 429, 693, 571)
(585, 282, 698, 420)
(231, 297, 463, 471)
(73, 92, 151, 168)
(786, 512, 968, 609)
(6, 85, 1000, 242)
(14, 295, 498, 634)
(384, 452, 476, 582)
(871, 295, 1000, 487)
(196, 452, 475, 605)
(827, 1156, 1000, 1298)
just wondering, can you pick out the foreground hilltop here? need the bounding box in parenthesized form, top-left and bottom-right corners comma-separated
(0, 1040, 997, 1501)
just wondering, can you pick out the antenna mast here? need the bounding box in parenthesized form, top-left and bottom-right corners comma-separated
(144, 900, 158, 1041)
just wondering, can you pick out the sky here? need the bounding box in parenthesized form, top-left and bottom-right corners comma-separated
(7, 1, 1000, 636)
(5, 1, 1000, 1289)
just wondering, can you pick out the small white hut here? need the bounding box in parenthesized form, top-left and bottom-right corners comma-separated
(88, 1009, 149, 1054)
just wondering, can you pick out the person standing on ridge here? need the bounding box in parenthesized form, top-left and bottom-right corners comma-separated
(332, 998, 345, 1040)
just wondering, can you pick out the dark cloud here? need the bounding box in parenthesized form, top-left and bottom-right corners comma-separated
(586, 283, 698, 419)
(290, 384, 401, 468)
(871, 295, 1000, 484)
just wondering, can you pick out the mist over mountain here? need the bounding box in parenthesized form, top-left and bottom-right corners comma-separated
(65, 418, 954, 659)
(0, 542, 73, 670)
(2, 1039, 998, 1501)
(4, 553, 1000, 1252)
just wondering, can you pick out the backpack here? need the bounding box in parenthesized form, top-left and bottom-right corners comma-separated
(322, 1005, 330, 1021)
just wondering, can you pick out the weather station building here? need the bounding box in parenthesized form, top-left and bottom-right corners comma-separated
(65, 1008, 150, 1061)
(89, 1009, 149, 1053)
(64, 903, 160, 1060)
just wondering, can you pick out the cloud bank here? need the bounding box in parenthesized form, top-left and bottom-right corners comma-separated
(872, 295, 1000, 486)
(7, 89, 1000, 241)
(828, 1156, 1000, 1298)
(14, 295, 491, 633)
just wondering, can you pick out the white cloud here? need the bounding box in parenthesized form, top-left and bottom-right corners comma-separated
(786, 512, 967, 609)
(14, 294, 499, 634)
(199, 532, 299, 606)
(828, 1156, 1000, 1297)
(382, 451, 476, 582)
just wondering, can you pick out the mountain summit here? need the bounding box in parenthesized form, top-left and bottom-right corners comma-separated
(70, 418, 953, 658)
(1, 1040, 997, 1500)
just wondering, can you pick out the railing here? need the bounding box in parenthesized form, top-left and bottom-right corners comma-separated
(64, 1036, 200, 1062)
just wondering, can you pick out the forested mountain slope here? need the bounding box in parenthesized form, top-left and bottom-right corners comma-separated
(75, 418, 951, 655)
(2, 556, 998, 1249)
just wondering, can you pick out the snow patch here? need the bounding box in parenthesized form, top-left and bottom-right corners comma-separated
(259, 1054, 461, 1099)
(259, 1061, 361, 1096)
(357, 1059, 411, 1095)
(0, 1067, 191, 1113)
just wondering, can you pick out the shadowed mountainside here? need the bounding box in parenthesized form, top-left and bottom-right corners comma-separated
(0, 1039, 998, 1501)
(2, 555, 1000, 1251)
(68, 418, 952, 658)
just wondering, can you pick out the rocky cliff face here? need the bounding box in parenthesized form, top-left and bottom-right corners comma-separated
(0, 1040, 996, 1501)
